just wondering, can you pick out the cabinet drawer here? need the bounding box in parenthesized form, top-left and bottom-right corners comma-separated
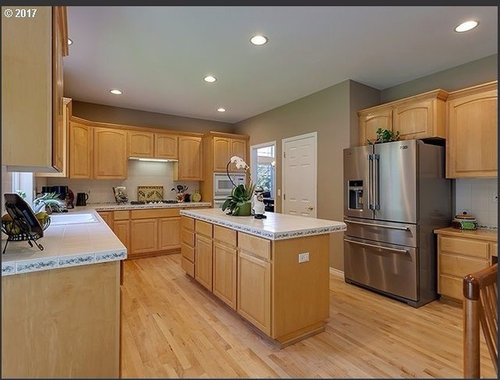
(214, 225, 236, 247)
(439, 253, 489, 278)
(113, 210, 130, 221)
(439, 236, 489, 259)
(195, 220, 213, 237)
(238, 232, 271, 261)
(491, 242, 498, 257)
(181, 243, 195, 262)
(439, 274, 463, 301)
(181, 230, 195, 247)
(181, 216, 194, 231)
(181, 257, 194, 277)
(131, 208, 180, 219)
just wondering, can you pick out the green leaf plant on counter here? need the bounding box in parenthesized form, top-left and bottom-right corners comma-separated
(221, 155, 255, 216)
(368, 128, 400, 145)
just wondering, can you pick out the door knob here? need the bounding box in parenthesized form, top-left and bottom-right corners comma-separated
(307, 206, 314, 211)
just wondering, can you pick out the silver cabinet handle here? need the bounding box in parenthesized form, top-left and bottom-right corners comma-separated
(344, 218, 410, 231)
(344, 238, 408, 254)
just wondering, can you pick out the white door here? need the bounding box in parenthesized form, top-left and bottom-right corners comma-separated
(282, 132, 317, 217)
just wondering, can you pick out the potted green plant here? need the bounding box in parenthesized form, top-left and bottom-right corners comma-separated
(221, 156, 255, 216)
(368, 128, 400, 144)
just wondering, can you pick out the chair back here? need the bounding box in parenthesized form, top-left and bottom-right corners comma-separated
(463, 263, 498, 378)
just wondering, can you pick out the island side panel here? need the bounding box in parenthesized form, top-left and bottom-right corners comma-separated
(272, 233, 330, 344)
(1, 261, 120, 378)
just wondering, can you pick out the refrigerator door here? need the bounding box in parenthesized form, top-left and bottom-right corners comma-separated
(374, 140, 417, 223)
(343, 145, 373, 219)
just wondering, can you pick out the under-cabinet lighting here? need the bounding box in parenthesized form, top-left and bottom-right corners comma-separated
(129, 157, 178, 162)
(454, 20, 479, 32)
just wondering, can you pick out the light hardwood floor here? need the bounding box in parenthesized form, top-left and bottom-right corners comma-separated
(121, 254, 496, 378)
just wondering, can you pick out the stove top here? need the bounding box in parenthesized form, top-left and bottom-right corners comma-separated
(130, 200, 179, 205)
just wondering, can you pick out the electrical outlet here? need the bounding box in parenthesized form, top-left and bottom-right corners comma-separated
(298, 252, 309, 263)
(277, 189, 281, 196)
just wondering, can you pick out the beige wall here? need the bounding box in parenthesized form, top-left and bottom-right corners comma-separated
(71, 101, 235, 134)
(236, 80, 380, 270)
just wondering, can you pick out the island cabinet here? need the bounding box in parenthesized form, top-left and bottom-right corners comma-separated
(435, 227, 497, 301)
(179, 211, 341, 347)
(357, 89, 448, 145)
(445, 81, 497, 178)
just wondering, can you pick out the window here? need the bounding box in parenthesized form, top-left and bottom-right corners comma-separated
(250, 142, 276, 199)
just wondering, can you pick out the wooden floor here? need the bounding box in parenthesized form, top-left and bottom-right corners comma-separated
(121, 254, 496, 378)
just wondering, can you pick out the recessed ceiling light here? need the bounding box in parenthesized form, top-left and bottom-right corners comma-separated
(68, 38, 73, 45)
(455, 20, 479, 33)
(204, 75, 217, 83)
(250, 35, 268, 46)
(110, 89, 123, 95)
(217, 108, 226, 112)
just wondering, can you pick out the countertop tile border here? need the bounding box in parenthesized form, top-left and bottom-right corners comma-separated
(1, 249, 126, 276)
(179, 210, 346, 240)
(89, 202, 212, 212)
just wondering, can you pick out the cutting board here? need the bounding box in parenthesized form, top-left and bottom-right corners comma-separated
(137, 186, 164, 201)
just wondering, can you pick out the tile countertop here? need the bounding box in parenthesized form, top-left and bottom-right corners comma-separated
(71, 201, 212, 212)
(180, 208, 346, 240)
(1, 209, 127, 277)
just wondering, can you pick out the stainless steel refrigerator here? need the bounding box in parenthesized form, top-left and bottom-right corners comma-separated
(343, 139, 451, 307)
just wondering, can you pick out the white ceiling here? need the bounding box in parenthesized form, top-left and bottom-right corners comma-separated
(64, 6, 497, 123)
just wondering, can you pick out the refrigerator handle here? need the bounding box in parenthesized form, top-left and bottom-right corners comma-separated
(373, 153, 380, 210)
(368, 154, 373, 210)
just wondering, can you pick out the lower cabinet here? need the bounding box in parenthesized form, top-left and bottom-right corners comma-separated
(130, 219, 158, 255)
(113, 220, 130, 253)
(158, 217, 181, 251)
(213, 241, 237, 310)
(237, 250, 271, 335)
(195, 234, 213, 291)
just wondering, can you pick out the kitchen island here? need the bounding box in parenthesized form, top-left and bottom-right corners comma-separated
(1, 210, 126, 378)
(179, 208, 346, 347)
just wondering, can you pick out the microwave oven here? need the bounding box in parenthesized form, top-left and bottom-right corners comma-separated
(213, 173, 246, 199)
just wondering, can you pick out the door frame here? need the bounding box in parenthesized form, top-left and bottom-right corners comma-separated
(281, 132, 317, 217)
(250, 141, 277, 200)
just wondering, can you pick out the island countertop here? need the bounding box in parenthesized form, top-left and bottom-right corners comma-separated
(180, 208, 346, 240)
(1, 209, 127, 276)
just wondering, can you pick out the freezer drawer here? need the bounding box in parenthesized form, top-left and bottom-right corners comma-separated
(344, 237, 418, 302)
(344, 217, 417, 247)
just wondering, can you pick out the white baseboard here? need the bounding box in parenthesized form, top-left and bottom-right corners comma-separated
(329, 267, 344, 279)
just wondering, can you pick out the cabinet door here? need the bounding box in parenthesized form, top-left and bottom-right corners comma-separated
(130, 219, 158, 257)
(52, 7, 65, 172)
(230, 139, 247, 172)
(69, 122, 92, 178)
(446, 84, 497, 178)
(213, 241, 237, 309)
(97, 211, 113, 229)
(93, 128, 128, 179)
(195, 234, 213, 291)
(113, 220, 130, 253)
(393, 99, 435, 140)
(358, 107, 392, 145)
(213, 137, 231, 171)
(158, 217, 181, 251)
(237, 251, 271, 335)
(128, 131, 154, 158)
(155, 134, 178, 159)
(175, 136, 203, 180)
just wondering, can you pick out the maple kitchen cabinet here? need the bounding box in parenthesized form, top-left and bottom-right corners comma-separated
(69, 121, 93, 179)
(358, 89, 448, 145)
(435, 227, 497, 301)
(445, 81, 497, 178)
(181, 216, 196, 277)
(212, 226, 238, 309)
(93, 128, 128, 179)
(174, 136, 203, 181)
(155, 133, 178, 159)
(2, 6, 69, 172)
(128, 131, 154, 158)
(194, 220, 214, 291)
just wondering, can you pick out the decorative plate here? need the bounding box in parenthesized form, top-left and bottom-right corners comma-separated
(137, 186, 164, 201)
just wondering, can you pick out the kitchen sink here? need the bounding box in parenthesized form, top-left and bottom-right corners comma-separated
(50, 213, 99, 225)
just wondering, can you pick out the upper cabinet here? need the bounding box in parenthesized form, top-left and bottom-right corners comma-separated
(128, 131, 154, 158)
(155, 133, 178, 159)
(69, 121, 93, 179)
(358, 89, 448, 146)
(2, 6, 69, 172)
(211, 134, 248, 172)
(446, 81, 497, 178)
(174, 136, 203, 181)
(93, 128, 128, 179)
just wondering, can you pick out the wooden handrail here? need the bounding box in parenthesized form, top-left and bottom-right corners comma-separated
(463, 263, 498, 378)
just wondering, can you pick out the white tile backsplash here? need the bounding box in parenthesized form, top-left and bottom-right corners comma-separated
(455, 178, 498, 228)
(39, 160, 201, 204)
